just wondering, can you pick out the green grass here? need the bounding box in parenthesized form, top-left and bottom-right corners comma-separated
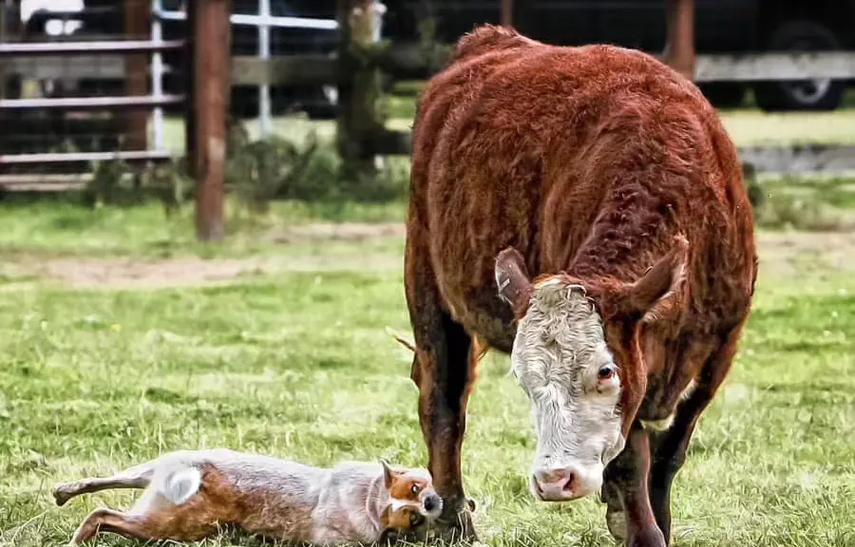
(755, 177, 855, 231)
(0, 203, 853, 547)
(0, 200, 407, 258)
(719, 108, 855, 147)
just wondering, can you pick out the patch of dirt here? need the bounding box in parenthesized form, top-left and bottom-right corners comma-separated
(33, 257, 267, 289)
(2, 225, 851, 290)
(265, 222, 405, 244)
(3, 223, 406, 290)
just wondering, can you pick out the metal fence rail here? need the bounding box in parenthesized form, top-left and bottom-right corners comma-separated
(0, 39, 185, 55)
(0, 94, 184, 111)
(0, 0, 184, 179)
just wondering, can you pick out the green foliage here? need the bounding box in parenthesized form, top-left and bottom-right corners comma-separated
(140, 160, 194, 216)
(756, 176, 855, 231)
(225, 125, 408, 209)
(83, 160, 137, 207)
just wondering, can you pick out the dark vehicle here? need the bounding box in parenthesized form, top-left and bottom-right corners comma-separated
(7, 0, 854, 118)
(383, 0, 855, 110)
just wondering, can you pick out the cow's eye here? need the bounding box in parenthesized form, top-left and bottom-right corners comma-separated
(411, 484, 420, 495)
(597, 365, 617, 381)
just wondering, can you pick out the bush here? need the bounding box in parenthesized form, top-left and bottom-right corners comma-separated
(758, 193, 848, 231)
(83, 160, 138, 207)
(225, 128, 408, 209)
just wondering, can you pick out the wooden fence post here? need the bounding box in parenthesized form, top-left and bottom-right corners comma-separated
(188, 0, 231, 242)
(663, 0, 695, 80)
(0, 1, 6, 100)
(123, 0, 149, 151)
(500, 0, 514, 28)
(336, 0, 385, 179)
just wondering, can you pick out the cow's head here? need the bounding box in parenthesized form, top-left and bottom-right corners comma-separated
(495, 238, 688, 502)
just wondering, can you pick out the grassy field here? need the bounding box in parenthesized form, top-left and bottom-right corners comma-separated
(0, 199, 853, 547)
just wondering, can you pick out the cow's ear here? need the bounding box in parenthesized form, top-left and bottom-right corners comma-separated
(619, 235, 689, 325)
(495, 247, 533, 317)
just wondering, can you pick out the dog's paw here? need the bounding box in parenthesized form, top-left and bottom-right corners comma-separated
(53, 484, 75, 507)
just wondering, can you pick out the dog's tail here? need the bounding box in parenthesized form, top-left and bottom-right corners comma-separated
(53, 461, 156, 507)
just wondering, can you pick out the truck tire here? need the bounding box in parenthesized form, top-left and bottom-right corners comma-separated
(699, 83, 747, 109)
(753, 20, 846, 111)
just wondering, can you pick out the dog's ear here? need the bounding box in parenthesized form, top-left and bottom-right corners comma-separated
(380, 460, 395, 488)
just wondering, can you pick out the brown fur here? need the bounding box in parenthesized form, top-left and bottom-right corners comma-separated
(405, 25, 756, 546)
(71, 465, 311, 544)
(60, 457, 436, 545)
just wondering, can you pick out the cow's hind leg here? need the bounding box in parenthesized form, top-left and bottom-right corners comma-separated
(405, 243, 477, 540)
(648, 324, 745, 544)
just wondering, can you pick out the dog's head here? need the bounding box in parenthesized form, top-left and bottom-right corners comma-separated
(379, 503, 428, 543)
(378, 460, 442, 534)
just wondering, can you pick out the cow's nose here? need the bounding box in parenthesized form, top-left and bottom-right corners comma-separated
(532, 467, 584, 501)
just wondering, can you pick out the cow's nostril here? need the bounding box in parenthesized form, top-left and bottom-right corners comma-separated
(532, 475, 543, 494)
(562, 472, 576, 492)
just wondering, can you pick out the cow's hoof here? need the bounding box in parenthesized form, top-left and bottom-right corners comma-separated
(427, 498, 478, 543)
(627, 526, 666, 547)
(605, 507, 627, 542)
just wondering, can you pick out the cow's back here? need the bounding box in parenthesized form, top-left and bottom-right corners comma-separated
(408, 26, 756, 351)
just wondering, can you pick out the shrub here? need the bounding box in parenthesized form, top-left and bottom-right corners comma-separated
(225, 129, 408, 209)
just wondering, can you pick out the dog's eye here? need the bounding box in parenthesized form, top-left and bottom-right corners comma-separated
(410, 484, 420, 495)
(409, 512, 424, 526)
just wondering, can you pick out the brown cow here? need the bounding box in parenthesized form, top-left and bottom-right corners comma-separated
(404, 25, 756, 546)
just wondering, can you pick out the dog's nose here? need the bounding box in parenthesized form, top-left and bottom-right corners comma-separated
(423, 494, 441, 512)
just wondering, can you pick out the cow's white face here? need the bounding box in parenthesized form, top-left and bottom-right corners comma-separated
(511, 278, 625, 501)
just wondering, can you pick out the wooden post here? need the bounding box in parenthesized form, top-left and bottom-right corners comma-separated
(336, 0, 385, 179)
(500, 0, 514, 28)
(123, 0, 150, 151)
(188, 0, 231, 242)
(663, 0, 695, 80)
(0, 1, 6, 100)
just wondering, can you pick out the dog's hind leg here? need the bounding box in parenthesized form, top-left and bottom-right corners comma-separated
(71, 508, 161, 545)
(54, 461, 155, 507)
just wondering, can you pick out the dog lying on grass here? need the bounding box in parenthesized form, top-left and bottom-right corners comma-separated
(54, 449, 441, 545)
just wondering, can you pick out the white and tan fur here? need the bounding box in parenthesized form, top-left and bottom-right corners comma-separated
(54, 449, 441, 545)
(510, 280, 625, 501)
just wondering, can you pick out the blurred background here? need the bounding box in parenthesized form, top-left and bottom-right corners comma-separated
(1, 4, 853, 546)
(1, 0, 854, 226)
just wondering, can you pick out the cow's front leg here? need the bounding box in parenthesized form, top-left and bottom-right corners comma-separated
(649, 325, 744, 543)
(411, 310, 477, 540)
(603, 425, 665, 547)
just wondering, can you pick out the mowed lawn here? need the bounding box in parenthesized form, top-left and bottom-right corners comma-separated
(0, 203, 853, 547)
